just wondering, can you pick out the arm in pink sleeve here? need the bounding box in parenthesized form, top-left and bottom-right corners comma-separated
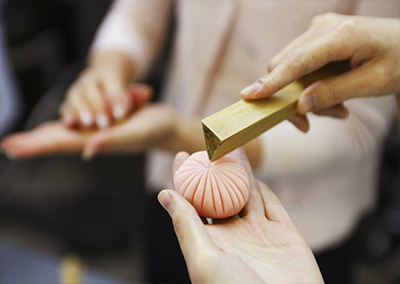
(89, 0, 173, 80)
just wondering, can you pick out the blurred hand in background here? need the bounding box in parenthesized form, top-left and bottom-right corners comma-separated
(59, 51, 144, 129)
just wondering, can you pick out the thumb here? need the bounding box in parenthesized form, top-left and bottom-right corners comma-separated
(298, 61, 388, 114)
(158, 190, 214, 258)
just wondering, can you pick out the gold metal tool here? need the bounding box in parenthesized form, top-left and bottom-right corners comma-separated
(202, 61, 349, 162)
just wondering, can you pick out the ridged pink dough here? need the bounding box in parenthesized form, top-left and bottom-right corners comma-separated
(173, 151, 250, 218)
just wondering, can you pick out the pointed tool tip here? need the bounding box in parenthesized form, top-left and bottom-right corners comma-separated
(202, 121, 221, 162)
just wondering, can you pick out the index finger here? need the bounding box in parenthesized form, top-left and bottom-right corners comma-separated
(173, 151, 190, 176)
(241, 32, 355, 100)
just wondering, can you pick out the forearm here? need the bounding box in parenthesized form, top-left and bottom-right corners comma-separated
(89, 0, 173, 81)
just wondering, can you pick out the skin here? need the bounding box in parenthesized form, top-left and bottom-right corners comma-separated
(158, 149, 324, 284)
(7, 14, 397, 164)
(1, 89, 261, 167)
(240, 13, 400, 131)
(2, 48, 262, 167)
(59, 51, 136, 129)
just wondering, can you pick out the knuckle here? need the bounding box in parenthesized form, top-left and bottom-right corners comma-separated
(312, 12, 338, 25)
(337, 19, 358, 35)
(325, 81, 344, 106)
(311, 80, 343, 108)
(285, 50, 309, 74)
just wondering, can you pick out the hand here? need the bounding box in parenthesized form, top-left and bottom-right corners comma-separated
(59, 51, 149, 129)
(1, 92, 179, 160)
(240, 13, 400, 131)
(158, 149, 324, 284)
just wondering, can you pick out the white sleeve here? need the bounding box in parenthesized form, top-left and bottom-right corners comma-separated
(89, 0, 173, 80)
(354, 0, 400, 18)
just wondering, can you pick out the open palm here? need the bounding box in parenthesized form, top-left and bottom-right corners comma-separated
(158, 150, 324, 284)
(1, 101, 176, 161)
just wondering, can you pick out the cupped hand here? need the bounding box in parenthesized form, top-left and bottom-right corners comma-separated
(240, 13, 400, 131)
(1, 91, 177, 160)
(59, 51, 151, 129)
(158, 149, 324, 284)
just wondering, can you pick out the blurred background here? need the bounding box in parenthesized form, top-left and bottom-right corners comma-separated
(0, 1, 399, 283)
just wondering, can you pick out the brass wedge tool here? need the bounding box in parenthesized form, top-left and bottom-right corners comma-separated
(202, 61, 349, 162)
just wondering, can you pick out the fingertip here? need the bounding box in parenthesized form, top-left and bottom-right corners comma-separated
(158, 189, 173, 211)
(4, 150, 17, 160)
(240, 80, 264, 99)
(175, 151, 190, 161)
(81, 137, 102, 161)
(112, 103, 126, 121)
(95, 113, 110, 129)
(296, 121, 310, 133)
(334, 103, 349, 119)
(173, 151, 190, 175)
(1, 134, 24, 150)
(288, 114, 310, 133)
(297, 93, 317, 114)
(1, 136, 12, 149)
(313, 103, 350, 119)
(81, 147, 94, 162)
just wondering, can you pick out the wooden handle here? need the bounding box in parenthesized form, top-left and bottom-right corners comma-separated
(202, 61, 349, 161)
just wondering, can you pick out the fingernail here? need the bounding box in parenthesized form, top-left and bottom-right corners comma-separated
(298, 93, 317, 113)
(96, 114, 110, 129)
(158, 190, 172, 210)
(240, 80, 264, 97)
(80, 111, 94, 127)
(112, 104, 125, 120)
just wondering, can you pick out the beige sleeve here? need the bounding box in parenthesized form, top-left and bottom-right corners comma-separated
(255, 95, 397, 179)
(89, 0, 173, 80)
(354, 0, 400, 18)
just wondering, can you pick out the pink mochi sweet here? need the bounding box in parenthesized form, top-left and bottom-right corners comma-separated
(173, 151, 250, 219)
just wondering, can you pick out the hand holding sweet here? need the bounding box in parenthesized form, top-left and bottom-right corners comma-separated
(158, 149, 324, 284)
